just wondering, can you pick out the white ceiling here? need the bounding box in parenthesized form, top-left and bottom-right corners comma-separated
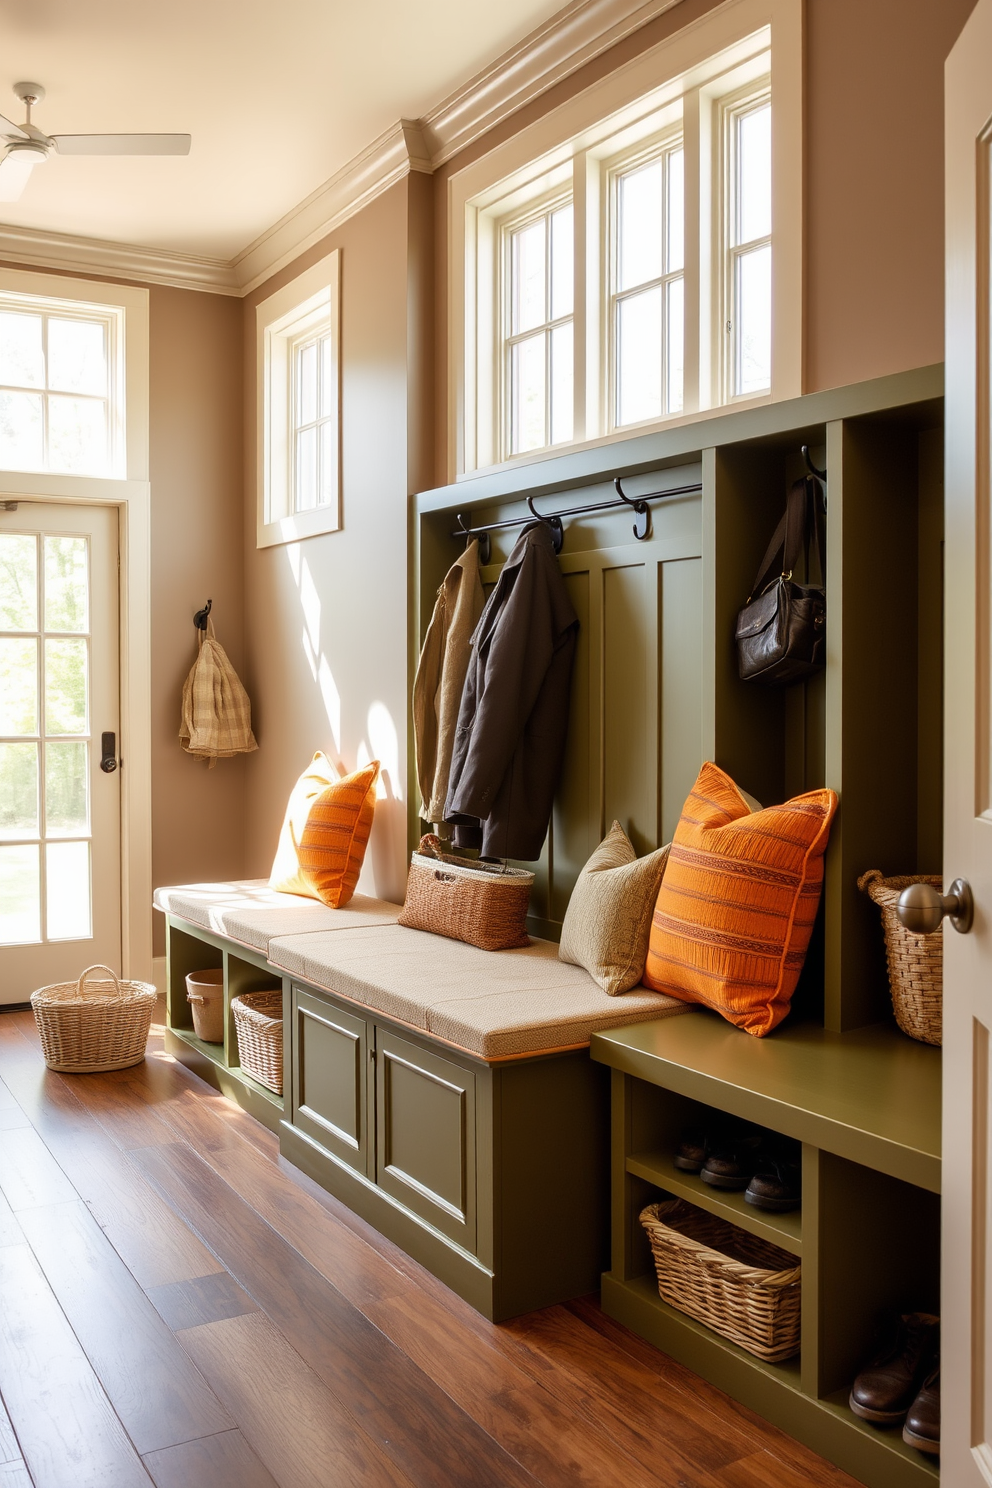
(0, 0, 567, 260)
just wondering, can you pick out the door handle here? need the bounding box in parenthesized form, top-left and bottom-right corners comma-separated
(896, 879, 974, 935)
(100, 732, 118, 774)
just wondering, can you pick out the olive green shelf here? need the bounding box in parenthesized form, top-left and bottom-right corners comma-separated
(602, 1273, 938, 1488)
(626, 1149, 802, 1255)
(593, 1011, 940, 1193)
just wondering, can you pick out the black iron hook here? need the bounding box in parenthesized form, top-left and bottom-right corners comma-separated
(193, 598, 212, 631)
(613, 477, 651, 541)
(456, 513, 490, 566)
(801, 446, 827, 512)
(526, 495, 564, 553)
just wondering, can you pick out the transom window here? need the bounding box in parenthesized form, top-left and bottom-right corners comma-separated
(611, 140, 684, 428)
(0, 297, 124, 478)
(291, 327, 336, 513)
(503, 201, 573, 456)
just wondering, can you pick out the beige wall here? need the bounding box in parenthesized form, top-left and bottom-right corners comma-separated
(149, 285, 245, 954)
(241, 178, 430, 902)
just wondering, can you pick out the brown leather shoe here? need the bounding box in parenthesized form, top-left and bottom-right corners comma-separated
(849, 1314, 939, 1424)
(700, 1142, 759, 1190)
(903, 1367, 939, 1455)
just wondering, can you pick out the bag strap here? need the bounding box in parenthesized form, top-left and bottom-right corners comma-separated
(748, 479, 821, 601)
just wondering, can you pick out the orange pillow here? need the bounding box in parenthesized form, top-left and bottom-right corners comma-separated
(642, 762, 837, 1037)
(269, 756, 379, 907)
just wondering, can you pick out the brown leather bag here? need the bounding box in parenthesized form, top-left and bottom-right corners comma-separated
(735, 478, 825, 686)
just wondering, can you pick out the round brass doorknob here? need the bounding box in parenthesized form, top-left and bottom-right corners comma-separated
(896, 879, 974, 936)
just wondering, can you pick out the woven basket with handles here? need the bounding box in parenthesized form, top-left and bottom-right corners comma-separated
(858, 871, 942, 1046)
(30, 964, 157, 1073)
(640, 1199, 801, 1362)
(232, 990, 283, 1095)
(398, 835, 534, 952)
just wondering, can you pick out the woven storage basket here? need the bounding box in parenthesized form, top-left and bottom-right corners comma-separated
(398, 845, 534, 952)
(31, 964, 157, 1073)
(232, 990, 283, 1094)
(640, 1199, 801, 1362)
(858, 871, 942, 1046)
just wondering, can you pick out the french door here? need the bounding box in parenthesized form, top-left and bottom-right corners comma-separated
(0, 501, 120, 1003)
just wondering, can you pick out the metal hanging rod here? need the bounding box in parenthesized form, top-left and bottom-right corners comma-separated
(452, 477, 704, 558)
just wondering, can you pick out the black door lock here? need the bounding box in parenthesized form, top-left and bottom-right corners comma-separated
(100, 732, 118, 773)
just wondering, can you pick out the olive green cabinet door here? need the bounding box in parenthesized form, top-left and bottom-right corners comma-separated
(291, 986, 372, 1177)
(374, 1031, 476, 1251)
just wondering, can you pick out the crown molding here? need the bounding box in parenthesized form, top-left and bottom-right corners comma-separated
(232, 120, 431, 296)
(0, 221, 240, 295)
(420, 0, 685, 167)
(0, 0, 685, 299)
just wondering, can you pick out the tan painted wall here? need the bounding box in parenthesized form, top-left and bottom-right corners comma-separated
(241, 178, 430, 903)
(149, 286, 245, 954)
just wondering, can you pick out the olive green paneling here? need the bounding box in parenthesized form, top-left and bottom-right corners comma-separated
(916, 427, 944, 873)
(375, 1029, 477, 1250)
(592, 1013, 940, 1193)
(491, 1050, 609, 1319)
(660, 557, 704, 845)
(292, 986, 372, 1178)
(824, 418, 925, 1032)
(811, 1151, 940, 1401)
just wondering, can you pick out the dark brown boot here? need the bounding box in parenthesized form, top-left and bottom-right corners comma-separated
(903, 1367, 939, 1455)
(849, 1315, 939, 1425)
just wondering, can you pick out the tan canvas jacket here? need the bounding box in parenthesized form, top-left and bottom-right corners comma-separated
(413, 540, 485, 825)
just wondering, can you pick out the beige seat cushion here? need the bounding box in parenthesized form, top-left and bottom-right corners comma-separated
(268, 925, 688, 1059)
(559, 822, 670, 994)
(153, 880, 400, 953)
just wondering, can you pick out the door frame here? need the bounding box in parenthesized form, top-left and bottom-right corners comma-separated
(0, 475, 152, 982)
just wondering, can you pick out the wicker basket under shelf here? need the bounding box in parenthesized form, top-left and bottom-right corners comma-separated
(858, 870, 942, 1046)
(640, 1199, 801, 1362)
(31, 964, 157, 1073)
(231, 990, 283, 1095)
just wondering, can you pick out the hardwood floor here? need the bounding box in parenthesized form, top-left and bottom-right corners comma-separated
(0, 1008, 860, 1488)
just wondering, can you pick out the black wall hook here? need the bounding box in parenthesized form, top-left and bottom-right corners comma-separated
(614, 477, 651, 541)
(193, 598, 212, 631)
(802, 445, 827, 482)
(526, 496, 564, 553)
(456, 513, 491, 565)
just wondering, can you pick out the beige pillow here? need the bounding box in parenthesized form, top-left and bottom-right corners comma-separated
(559, 822, 670, 995)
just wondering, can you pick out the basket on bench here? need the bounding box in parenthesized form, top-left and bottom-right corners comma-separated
(31, 964, 157, 1073)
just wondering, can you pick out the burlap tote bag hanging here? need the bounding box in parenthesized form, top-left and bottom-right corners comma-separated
(180, 615, 258, 767)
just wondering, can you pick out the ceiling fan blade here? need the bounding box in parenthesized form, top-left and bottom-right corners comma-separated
(0, 114, 30, 142)
(0, 147, 44, 201)
(52, 133, 191, 156)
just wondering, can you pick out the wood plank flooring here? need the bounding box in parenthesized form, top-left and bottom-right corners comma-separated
(0, 1007, 860, 1488)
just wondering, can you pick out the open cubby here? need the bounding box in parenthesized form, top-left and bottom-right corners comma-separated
(164, 918, 287, 1131)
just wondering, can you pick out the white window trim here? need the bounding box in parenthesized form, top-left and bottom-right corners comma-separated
(256, 248, 341, 549)
(448, 0, 802, 481)
(0, 266, 152, 982)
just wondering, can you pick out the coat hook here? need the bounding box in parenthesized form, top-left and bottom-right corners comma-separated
(526, 496, 564, 553)
(802, 445, 827, 482)
(614, 477, 651, 541)
(456, 513, 490, 566)
(193, 598, 212, 631)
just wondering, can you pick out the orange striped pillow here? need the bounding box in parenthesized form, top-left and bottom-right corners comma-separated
(642, 762, 837, 1037)
(296, 762, 381, 908)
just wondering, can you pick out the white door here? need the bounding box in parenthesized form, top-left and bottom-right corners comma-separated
(0, 501, 121, 1003)
(944, 1, 992, 1480)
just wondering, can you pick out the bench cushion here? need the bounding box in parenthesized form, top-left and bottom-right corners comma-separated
(153, 880, 401, 952)
(268, 924, 687, 1059)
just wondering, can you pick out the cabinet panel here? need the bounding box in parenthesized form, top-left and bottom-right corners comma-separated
(375, 1031, 476, 1250)
(292, 987, 372, 1177)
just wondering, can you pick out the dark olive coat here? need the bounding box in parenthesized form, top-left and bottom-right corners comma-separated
(444, 522, 579, 861)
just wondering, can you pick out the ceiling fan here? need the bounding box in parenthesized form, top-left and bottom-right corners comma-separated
(0, 82, 190, 202)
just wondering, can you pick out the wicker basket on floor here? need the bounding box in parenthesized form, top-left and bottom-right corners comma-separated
(858, 870, 943, 1046)
(640, 1199, 801, 1362)
(30, 964, 157, 1073)
(232, 990, 283, 1095)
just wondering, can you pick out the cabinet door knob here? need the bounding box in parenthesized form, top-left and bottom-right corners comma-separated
(896, 879, 974, 935)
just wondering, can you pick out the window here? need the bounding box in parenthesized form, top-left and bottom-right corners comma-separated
(611, 139, 684, 427)
(257, 248, 341, 548)
(0, 296, 124, 478)
(451, 0, 801, 477)
(725, 93, 772, 399)
(503, 200, 573, 456)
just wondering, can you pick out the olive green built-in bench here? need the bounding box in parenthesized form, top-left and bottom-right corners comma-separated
(154, 880, 687, 1320)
